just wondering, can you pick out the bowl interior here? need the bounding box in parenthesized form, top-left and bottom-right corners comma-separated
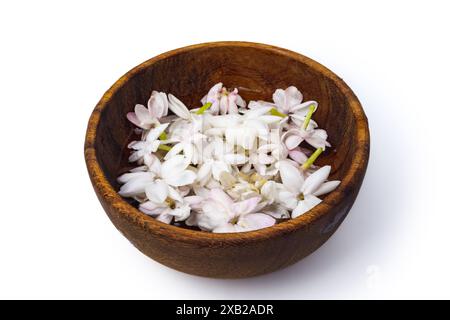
(94, 44, 357, 199)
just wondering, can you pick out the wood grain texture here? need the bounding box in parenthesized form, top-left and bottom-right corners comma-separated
(84, 42, 370, 278)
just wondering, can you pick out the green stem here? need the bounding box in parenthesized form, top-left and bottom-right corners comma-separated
(270, 108, 288, 118)
(158, 144, 172, 152)
(302, 105, 316, 130)
(301, 147, 323, 170)
(159, 131, 167, 140)
(195, 102, 212, 115)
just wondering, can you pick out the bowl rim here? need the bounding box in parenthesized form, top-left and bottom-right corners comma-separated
(84, 41, 370, 245)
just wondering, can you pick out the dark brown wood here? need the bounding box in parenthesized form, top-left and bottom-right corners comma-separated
(84, 42, 370, 278)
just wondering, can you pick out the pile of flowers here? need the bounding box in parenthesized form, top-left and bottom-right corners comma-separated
(118, 83, 340, 233)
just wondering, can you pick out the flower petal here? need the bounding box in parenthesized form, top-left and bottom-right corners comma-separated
(148, 91, 168, 119)
(196, 161, 212, 184)
(146, 122, 169, 143)
(281, 129, 304, 150)
(218, 171, 237, 189)
(223, 153, 247, 165)
(161, 155, 189, 178)
(219, 95, 228, 115)
(184, 195, 204, 209)
(258, 115, 283, 124)
(126, 112, 146, 129)
(227, 90, 239, 113)
(128, 150, 143, 163)
(288, 149, 308, 164)
(285, 134, 303, 150)
(164, 170, 196, 187)
(313, 180, 341, 197)
(168, 94, 191, 119)
(167, 185, 183, 202)
(144, 180, 169, 204)
(260, 180, 276, 200)
(139, 201, 166, 216)
(301, 165, 331, 195)
(129, 165, 148, 173)
(171, 204, 191, 222)
(279, 160, 304, 193)
(156, 211, 173, 224)
(262, 204, 290, 219)
(272, 89, 287, 113)
(207, 114, 240, 128)
(245, 119, 269, 138)
(208, 188, 234, 209)
(128, 140, 144, 150)
(235, 93, 246, 108)
(278, 190, 298, 209)
(206, 82, 222, 103)
(205, 127, 225, 136)
(211, 161, 230, 181)
(285, 86, 303, 107)
(238, 213, 276, 231)
(290, 114, 318, 129)
(305, 129, 331, 149)
(117, 171, 154, 184)
(183, 143, 195, 164)
(197, 200, 230, 231)
(231, 196, 261, 215)
(118, 177, 152, 197)
(225, 126, 258, 150)
(144, 154, 161, 175)
(134, 104, 153, 126)
(290, 100, 318, 116)
(213, 224, 236, 233)
(292, 195, 322, 218)
(163, 142, 184, 160)
(244, 106, 273, 119)
(258, 153, 274, 165)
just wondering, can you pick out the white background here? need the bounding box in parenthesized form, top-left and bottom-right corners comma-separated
(1, 0, 449, 299)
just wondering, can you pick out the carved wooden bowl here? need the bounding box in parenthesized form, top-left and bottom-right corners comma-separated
(84, 42, 370, 278)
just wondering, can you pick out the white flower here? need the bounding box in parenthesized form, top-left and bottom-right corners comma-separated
(248, 100, 276, 110)
(287, 147, 310, 164)
(225, 180, 260, 201)
(279, 161, 340, 218)
(224, 175, 287, 214)
(282, 119, 331, 150)
(196, 138, 244, 186)
(163, 119, 206, 165)
(139, 155, 198, 222)
(148, 155, 197, 189)
(201, 82, 246, 115)
(242, 142, 288, 176)
(168, 94, 198, 121)
(260, 180, 287, 205)
(128, 123, 169, 164)
(272, 86, 318, 117)
(142, 153, 162, 174)
(140, 189, 203, 224)
(192, 189, 275, 233)
(117, 169, 155, 198)
(260, 203, 290, 219)
(224, 106, 281, 149)
(165, 94, 207, 165)
(164, 132, 206, 165)
(126, 91, 168, 129)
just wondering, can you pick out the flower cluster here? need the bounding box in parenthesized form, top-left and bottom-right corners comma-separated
(118, 83, 340, 233)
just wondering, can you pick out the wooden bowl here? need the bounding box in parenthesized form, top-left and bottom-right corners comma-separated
(84, 42, 370, 278)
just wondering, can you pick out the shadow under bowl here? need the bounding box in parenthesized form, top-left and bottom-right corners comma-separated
(84, 41, 370, 278)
